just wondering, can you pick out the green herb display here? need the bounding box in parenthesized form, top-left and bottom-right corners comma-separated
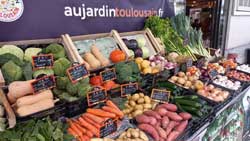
(0, 117, 73, 141)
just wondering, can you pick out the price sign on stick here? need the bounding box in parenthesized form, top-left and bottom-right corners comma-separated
(32, 54, 53, 70)
(121, 83, 138, 97)
(99, 119, 117, 138)
(100, 68, 116, 82)
(67, 63, 89, 83)
(87, 88, 107, 107)
(31, 75, 56, 94)
(151, 89, 170, 103)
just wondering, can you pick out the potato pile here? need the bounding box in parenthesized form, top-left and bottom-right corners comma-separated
(168, 72, 204, 90)
(122, 93, 155, 118)
(116, 128, 149, 141)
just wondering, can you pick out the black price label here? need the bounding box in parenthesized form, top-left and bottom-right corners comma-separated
(174, 65, 180, 75)
(32, 54, 53, 69)
(208, 69, 218, 79)
(151, 89, 170, 103)
(197, 58, 206, 68)
(100, 68, 116, 82)
(181, 63, 187, 72)
(31, 75, 56, 94)
(121, 83, 138, 97)
(186, 59, 193, 68)
(67, 64, 89, 83)
(87, 88, 107, 107)
(99, 119, 117, 138)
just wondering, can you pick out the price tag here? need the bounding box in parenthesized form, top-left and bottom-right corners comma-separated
(121, 83, 138, 97)
(67, 63, 89, 83)
(186, 58, 193, 68)
(31, 75, 56, 94)
(174, 65, 180, 75)
(32, 54, 53, 70)
(99, 119, 117, 138)
(100, 68, 116, 82)
(151, 89, 170, 103)
(208, 69, 218, 79)
(181, 63, 187, 72)
(197, 58, 206, 68)
(87, 88, 107, 107)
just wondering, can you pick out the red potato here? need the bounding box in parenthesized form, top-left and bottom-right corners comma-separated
(162, 116, 170, 129)
(136, 114, 151, 124)
(179, 112, 192, 120)
(156, 126, 167, 139)
(175, 120, 188, 133)
(157, 108, 168, 116)
(167, 131, 181, 141)
(165, 121, 180, 136)
(165, 111, 183, 121)
(148, 116, 157, 126)
(144, 110, 162, 120)
(138, 124, 160, 141)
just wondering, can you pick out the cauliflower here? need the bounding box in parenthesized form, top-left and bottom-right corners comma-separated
(24, 48, 42, 62)
(2, 61, 23, 83)
(0, 45, 24, 60)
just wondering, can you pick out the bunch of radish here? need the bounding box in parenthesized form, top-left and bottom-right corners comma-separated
(135, 103, 191, 141)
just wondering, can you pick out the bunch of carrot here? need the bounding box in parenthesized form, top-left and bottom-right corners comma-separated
(67, 100, 124, 141)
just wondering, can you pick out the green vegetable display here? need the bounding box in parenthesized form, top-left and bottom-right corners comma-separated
(53, 58, 71, 77)
(0, 45, 24, 60)
(2, 61, 23, 83)
(0, 117, 73, 141)
(0, 53, 24, 66)
(24, 48, 42, 62)
(43, 44, 66, 60)
(33, 69, 54, 79)
(115, 61, 141, 83)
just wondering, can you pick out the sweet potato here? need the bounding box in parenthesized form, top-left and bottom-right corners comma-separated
(167, 131, 180, 141)
(164, 103, 177, 112)
(135, 114, 150, 124)
(165, 121, 180, 136)
(175, 120, 188, 133)
(165, 111, 183, 121)
(156, 108, 168, 116)
(148, 116, 157, 126)
(144, 110, 161, 120)
(162, 116, 170, 129)
(179, 112, 192, 120)
(159, 138, 165, 141)
(138, 124, 159, 141)
(156, 126, 167, 139)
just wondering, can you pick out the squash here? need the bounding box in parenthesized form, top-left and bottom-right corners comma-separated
(91, 45, 110, 66)
(16, 98, 54, 117)
(83, 52, 101, 69)
(16, 90, 53, 107)
(109, 49, 126, 63)
(7, 80, 34, 104)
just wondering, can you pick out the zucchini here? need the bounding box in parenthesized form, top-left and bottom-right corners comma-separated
(174, 95, 199, 100)
(176, 102, 185, 112)
(181, 106, 203, 117)
(175, 99, 202, 108)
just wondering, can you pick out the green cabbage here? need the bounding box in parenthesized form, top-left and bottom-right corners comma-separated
(2, 61, 23, 83)
(0, 45, 24, 60)
(44, 44, 66, 60)
(56, 76, 69, 90)
(24, 48, 42, 62)
(53, 58, 71, 77)
(33, 69, 54, 79)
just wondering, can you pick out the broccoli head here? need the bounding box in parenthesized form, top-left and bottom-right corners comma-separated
(53, 58, 71, 77)
(2, 61, 23, 83)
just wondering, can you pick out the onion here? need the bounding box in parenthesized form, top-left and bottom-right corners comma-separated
(150, 62, 156, 67)
(149, 56, 155, 61)
(155, 60, 161, 65)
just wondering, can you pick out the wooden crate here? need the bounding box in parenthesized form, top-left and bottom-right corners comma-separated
(118, 28, 164, 58)
(0, 38, 76, 86)
(62, 30, 130, 71)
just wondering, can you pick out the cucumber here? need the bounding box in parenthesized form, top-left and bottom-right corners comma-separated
(174, 95, 199, 100)
(175, 99, 202, 108)
(176, 102, 185, 112)
(181, 106, 203, 117)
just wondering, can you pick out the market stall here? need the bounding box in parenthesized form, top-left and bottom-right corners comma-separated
(0, 13, 249, 141)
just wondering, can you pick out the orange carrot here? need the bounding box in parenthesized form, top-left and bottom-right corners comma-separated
(87, 108, 116, 118)
(79, 135, 85, 141)
(102, 106, 124, 118)
(84, 113, 105, 124)
(74, 122, 87, 134)
(67, 128, 78, 138)
(86, 130, 94, 138)
(83, 135, 90, 141)
(68, 120, 82, 136)
(82, 115, 101, 129)
(106, 100, 120, 111)
(78, 117, 99, 137)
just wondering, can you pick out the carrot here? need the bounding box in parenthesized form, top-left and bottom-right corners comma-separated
(67, 128, 78, 138)
(84, 113, 105, 124)
(79, 135, 85, 141)
(102, 106, 124, 118)
(82, 115, 101, 129)
(78, 117, 99, 137)
(86, 130, 94, 138)
(87, 108, 116, 118)
(83, 135, 90, 141)
(73, 122, 87, 134)
(106, 100, 120, 111)
(68, 120, 82, 136)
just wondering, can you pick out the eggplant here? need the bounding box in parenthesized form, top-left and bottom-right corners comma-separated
(127, 39, 138, 50)
(134, 48, 143, 57)
(122, 38, 129, 46)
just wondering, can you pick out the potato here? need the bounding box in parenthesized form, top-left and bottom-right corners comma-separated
(125, 103, 130, 108)
(116, 139, 123, 141)
(144, 96, 151, 104)
(178, 72, 185, 77)
(177, 78, 185, 85)
(122, 109, 129, 114)
(139, 93, 145, 97)
(139, 131, 149, 141)
(126, 130, 131, 138)
(129, 100, 136, 106)
(103, 138, 114, 141)
(119, 132, 127, 138)
(132, 94, 140, 101)
(137, 98, 145, 104)
(131, 130, 139, 138)
(143, 103, 152, 109)
(135, 105, 144, 110)
(127, 95, 131, 100)
(132, 110, 143, 117)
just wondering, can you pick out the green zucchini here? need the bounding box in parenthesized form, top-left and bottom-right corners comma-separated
(175, 99, 202, 108)
(181, 106, 203, 117)
(174, 95, 199, 100)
